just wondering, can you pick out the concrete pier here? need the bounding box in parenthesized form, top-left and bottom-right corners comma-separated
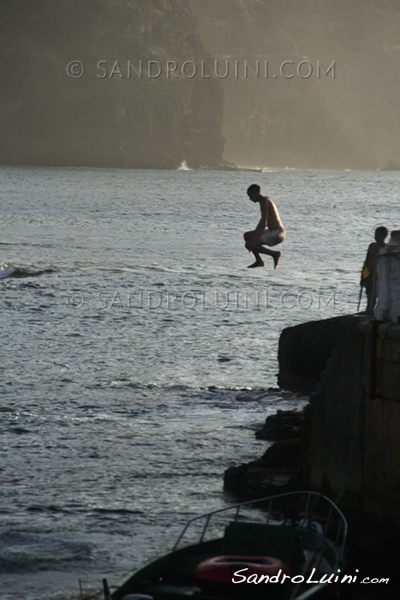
(374, 230, 400, 322)
(303, 317, 400, 523)
(287, 229, 400, 522)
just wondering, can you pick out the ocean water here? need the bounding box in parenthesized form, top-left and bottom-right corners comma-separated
(0, 165, 399, 599)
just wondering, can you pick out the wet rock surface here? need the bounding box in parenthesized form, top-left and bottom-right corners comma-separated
(255, 408, 305, 441)
(224, 409, 304, 500)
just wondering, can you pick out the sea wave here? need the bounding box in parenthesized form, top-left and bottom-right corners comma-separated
(0, 263, 54, 279)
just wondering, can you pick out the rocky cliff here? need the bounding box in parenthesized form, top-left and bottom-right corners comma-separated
(0, 0, 225, 169)
(2, 1, 399, 171)
(191, 0, 400, 170)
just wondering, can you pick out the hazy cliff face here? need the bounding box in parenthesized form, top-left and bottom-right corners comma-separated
(2, 0, 399, 171)
(192, 0, 400, 170)
(0, 0, 225, 169)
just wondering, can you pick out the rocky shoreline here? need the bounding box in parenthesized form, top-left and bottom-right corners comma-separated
(223, 317, 351, 500)
(224, 410, 398, 599)
(223, 314, 399, 599)
(224, 408, 305, 499)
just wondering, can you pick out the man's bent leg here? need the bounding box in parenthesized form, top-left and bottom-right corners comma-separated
(247, 249, 265, 268)
(257, 245, 281, 269)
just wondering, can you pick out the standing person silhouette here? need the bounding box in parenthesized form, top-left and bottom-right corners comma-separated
(244, 184, 286, 269)
(360, 226, 389, 314)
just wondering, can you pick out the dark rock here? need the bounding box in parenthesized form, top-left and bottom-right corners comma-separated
(223, 462, 293, 500)
(223, 437, 303, 500)
(225, 316, 369, 503)
(256, 409, 304, 441)
(278, 314, 366, 393)
(260, 439, 302, 469)
(302, 317, 367, 508)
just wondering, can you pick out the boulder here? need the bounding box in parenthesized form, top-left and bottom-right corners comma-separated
(223, 438, 302, 500)
(278, 315, 364, 393)
(256, 409, 304, 441)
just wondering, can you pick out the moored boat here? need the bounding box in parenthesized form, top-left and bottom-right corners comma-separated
(102, 491, 348, 600)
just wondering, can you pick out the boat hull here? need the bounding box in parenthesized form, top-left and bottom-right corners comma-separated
(106, 492, 347, 600)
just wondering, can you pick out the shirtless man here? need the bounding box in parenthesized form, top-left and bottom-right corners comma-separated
(244, 184, 286, 269)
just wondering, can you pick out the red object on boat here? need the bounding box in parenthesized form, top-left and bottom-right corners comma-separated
(194, 555, 292, 587)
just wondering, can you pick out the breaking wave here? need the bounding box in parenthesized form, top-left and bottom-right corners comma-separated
(0, 263, 54, 280)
